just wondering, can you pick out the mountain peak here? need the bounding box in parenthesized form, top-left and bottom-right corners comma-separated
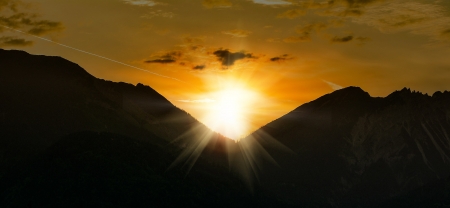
(385, 87, 432, 103)
(0, 48, 93, 81)
(308, 86, 371, 107)
(332, 86, 369, 96)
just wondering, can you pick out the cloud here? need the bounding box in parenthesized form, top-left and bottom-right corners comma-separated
(145, 51, 182, 64)
(178, 98, 216, 103)
(202, 0, 232, 8)
(330, 35, 371, 44)
(350, 2, 450, 42)
(122, 0, 157, 6)
(213, 49, 257, 68)
(287, 0, 383, 17)
(0, 0, 64, 47)
(269, 54, 293, 62)
(144, 37, 264, 70)
(144, 37, 213, 68)
(0, 0, 20, 12)
(222, 29, 252, 37)
(27, 20, 64, 35)
(277, 9, 306, 19)
(283, 36, 310, 43)
(251, 0, 292, 5)
(193, 65, 206, 70)
(145, 59, 176, 64)
(283, 22, 328, 43)
(340, 0, 381, 8)
(331, 35, 353, 43)
(323, 80, 343, 90)
(0, 36, 32, 47)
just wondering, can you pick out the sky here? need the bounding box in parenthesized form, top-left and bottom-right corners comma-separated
(1, 0, 450, 139)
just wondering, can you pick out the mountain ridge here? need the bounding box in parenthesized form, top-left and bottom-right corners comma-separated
(2, 48, 450, 207)
(246, 84, 450, 206)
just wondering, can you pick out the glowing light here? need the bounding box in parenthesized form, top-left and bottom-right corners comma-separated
(203, 86, 258, 140)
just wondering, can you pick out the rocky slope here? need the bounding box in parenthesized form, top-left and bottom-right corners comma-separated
(247, 87, 450, 207)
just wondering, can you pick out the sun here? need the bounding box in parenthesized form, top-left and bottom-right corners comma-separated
(203, 86, 258, 140)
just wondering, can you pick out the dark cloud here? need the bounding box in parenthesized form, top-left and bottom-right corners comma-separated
(270, 54, 293, 62)
(193, 65, 206, 70)
(277, 9, 306, 19)
(213, 49, 256, 68)
(292, 0, 384, 17)
(145, 59, 176, 64)
(331, 35, 354, 42)
(145, 51, 182, 64)
(341, 0, 380, 8)
(0, 0, 64, 46)
(0, 36, 32, 46)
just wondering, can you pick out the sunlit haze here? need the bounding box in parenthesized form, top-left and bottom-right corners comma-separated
(202, 83, 260, 140)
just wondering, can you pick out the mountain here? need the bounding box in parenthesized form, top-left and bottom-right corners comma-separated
(2, 48, 450, 207)
(0, 49, 227, 162)
(246, 86, 450, 207)
(0, 49, 272, 207)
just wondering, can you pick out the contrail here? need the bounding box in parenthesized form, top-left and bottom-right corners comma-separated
(0, 25, 185, 83)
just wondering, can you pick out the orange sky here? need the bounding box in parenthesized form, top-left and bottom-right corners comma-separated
(1, 0, 450, 138)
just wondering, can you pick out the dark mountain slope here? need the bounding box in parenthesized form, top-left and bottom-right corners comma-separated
(247, 87, 450, 207)
(0, 49, 276, 207)
(0, 49, 217, 163)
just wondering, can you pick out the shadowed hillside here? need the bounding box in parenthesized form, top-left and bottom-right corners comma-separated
(247, 86, 450, 207)
(2, 49, 450, 207)
(0, 49, 225, 163)
(0, 49, 277, 207)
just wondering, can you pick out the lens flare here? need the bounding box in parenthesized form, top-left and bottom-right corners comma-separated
(203, 87, 258, 140)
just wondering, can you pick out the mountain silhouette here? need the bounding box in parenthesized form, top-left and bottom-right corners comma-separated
(1, 49, 450, 207)
(0, 49, 265, 207)
(0, 49, 228, 162)
(247, 86, 450, 207)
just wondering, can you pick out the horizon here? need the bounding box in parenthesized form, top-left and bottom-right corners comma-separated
(1, 0, 450, 139)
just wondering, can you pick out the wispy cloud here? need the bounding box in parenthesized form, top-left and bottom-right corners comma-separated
(222, 29, 252, 38)
(0, 0, 64, 47)
(0, 36, 33, 47)
(269, 54, 294, 62)
(330, 35, 353, 43)
(277, 8, 306, 19)
(350, 2, 450, 42)
(283, 22, 328, 43)
(145, 51, 182, 64)
(122, 0, 157, 6)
